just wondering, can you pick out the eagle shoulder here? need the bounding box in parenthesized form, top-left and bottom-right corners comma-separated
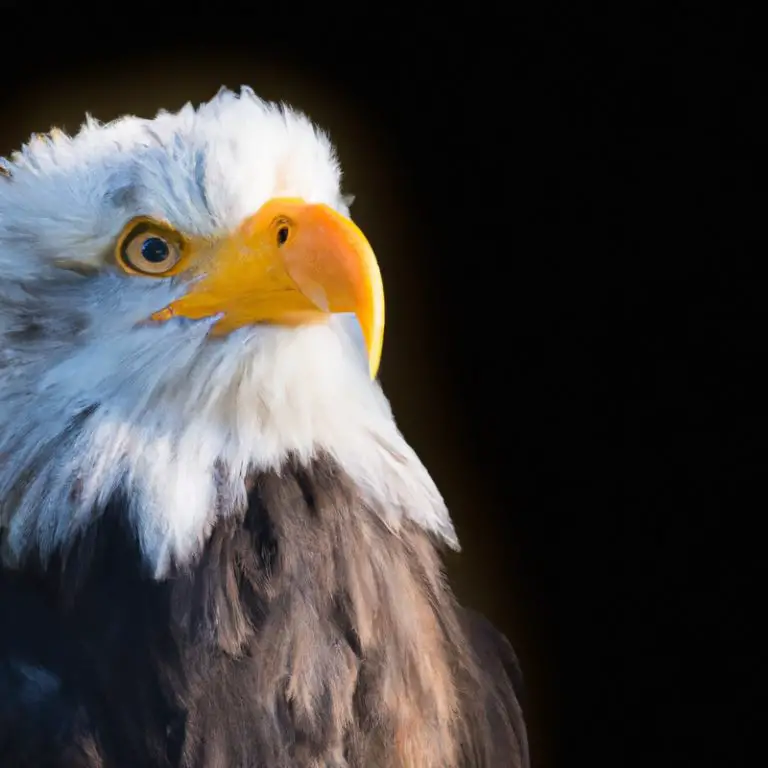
(0, 646, 102, 766)
(458, 606, 530, 768)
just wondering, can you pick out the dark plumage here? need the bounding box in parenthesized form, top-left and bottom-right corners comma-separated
(1, 455, 528, 767)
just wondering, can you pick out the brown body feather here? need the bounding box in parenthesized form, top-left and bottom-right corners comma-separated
(0, 454, 528, 767)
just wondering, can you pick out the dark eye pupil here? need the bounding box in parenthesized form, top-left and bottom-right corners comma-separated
(141, 236, 170, 263)
(277, 226, 289, 246)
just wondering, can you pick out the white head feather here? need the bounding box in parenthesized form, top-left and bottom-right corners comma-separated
(0, 87, 457, 577)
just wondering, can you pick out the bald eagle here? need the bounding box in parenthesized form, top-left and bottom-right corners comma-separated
(0, 88, 529, 767)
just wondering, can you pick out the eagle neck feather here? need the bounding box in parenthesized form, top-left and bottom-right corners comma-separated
(5, 453, 525, 767)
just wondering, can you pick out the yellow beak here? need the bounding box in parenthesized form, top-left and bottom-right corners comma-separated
(151, 198, 385, 378)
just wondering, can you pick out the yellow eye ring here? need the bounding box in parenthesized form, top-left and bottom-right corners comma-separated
(116, 217, 186, 276)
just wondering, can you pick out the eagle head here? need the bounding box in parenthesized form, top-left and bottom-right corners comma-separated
(0, 88, 457, 576)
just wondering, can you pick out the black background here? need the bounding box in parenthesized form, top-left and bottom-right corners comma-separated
(0, 5, 760, 767)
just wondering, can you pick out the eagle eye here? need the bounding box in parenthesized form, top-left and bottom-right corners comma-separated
(117, 219, 184, 276)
